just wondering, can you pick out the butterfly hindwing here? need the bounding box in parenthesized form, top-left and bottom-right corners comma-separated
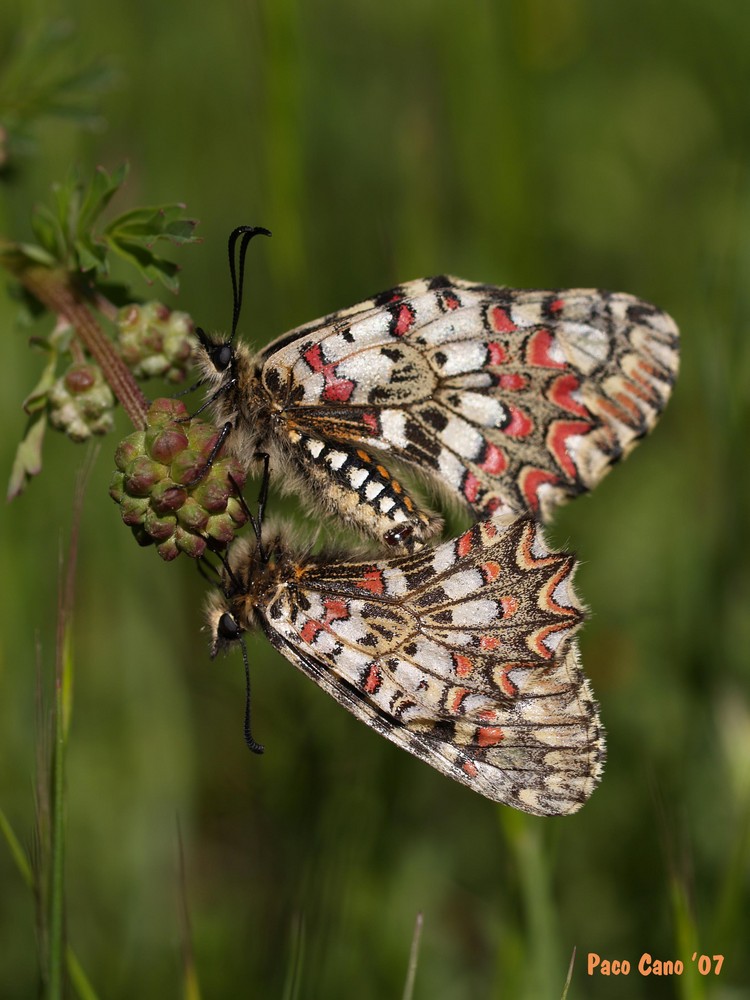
(209, 512, 605, 816)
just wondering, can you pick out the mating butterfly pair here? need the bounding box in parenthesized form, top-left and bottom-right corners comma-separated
(197, 227, 679, 815)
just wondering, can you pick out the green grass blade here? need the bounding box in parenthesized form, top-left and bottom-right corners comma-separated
(66, 946, 100, 1000)
(401, 911, 424, 1000)
(176, 820, 203, 1000)
(670, 876, 704, 1000)
(499, 810, 562, 999)
(0, 806, 34, 887)
(560, 947, 576, 1000)
(46, 617, 69, 1000)
(281, 913, 306, 1000)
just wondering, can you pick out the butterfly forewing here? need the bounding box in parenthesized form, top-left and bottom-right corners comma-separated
(208, 512, 605, 816)
(258, 278, 678, 529)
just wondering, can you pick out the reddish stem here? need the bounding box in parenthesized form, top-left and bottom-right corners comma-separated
(3, 256, 149, 429)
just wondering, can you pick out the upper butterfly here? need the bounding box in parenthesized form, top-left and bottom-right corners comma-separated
(195, 227, 680, 551)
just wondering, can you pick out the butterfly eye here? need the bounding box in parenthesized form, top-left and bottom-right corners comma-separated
(384, 523, 414, 547)
(217, 612, 242, 641)
(215, 344, 233, 372)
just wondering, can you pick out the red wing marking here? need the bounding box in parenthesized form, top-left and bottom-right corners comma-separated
(519, 520, 559, 568)
(477, 726, 504, 747)
(487, 341, 508, 365)
(531, 622, 573, 659)
(489, 306, 517, 333)
(355, 568, 385, 595)
(548, 420, 593, 480)
(364, 664, 382, 694)
(479, 443, 508, 475)
(540, 561, 578, 617)
(393, 303, 416, 336)
(462, 760, 479, 778)
(497, 670, 519, 698)
(462, 472, 481, 503)
(500, 596, 519, 617)
(481, 560, 501, 583)
(518, 467, 561, 512)
(526, 329, 566, 369)
(302, 343, 355, 403)
(323, 380, 355, 403)
(456, 530, 473, 558)
(503, 405, 534, 438)
(548, 373, 589, 417)
(449, 687, 470, 713)
(362, 411, 379, 433)
(498, 373, 529, 391)
(300, 620, 324, 644)
(480, 635, 501, 651)
(323, 597, 349, 623)
(453, 654, 474, 678)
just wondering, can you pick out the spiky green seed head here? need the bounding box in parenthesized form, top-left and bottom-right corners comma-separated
(48, 362, 115, 442)
(109, 398, 249, 561)
(116, 302, 196, 384)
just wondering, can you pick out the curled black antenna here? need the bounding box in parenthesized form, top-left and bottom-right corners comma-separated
(239, 637, 264, 754)
(228, 226, 272, 345)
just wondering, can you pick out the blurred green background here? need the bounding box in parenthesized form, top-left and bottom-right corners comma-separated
(1, 1, 749, 997)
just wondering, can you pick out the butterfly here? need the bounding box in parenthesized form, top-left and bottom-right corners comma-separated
(206, 502, 604, 817)
(195, 227, 679, 551)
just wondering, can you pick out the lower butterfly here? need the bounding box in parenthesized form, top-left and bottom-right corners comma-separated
(206, 506, 605, 817)
(196, 227, 680, 551)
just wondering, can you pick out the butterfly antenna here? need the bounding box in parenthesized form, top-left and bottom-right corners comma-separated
(228, 225, 272, 345)
(239, 637, 264, 754)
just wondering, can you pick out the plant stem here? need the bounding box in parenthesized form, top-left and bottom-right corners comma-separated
(0, 242, 149, 429)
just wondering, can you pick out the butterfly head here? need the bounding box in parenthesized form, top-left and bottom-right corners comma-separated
(196, 327, 235, 375)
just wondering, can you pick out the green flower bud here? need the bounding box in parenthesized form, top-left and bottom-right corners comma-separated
(116, 302, 197, 384)
(110, 397, 249, 561)
(48, 363, 115, 442)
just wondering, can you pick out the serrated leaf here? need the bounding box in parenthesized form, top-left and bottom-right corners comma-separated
(7, 412, 47, 500)
(77, 163, 128, 237)
(74, 235, 108, 274)
(52, 172, 79, 249)
(106, 204, 199, 245)
(106, 237, 181, 292)
(30, 205, 65, 260)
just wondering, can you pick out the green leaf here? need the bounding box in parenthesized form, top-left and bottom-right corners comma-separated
(30, 204, 66, 260)
(105, 203, 200, 245)
(15, 239, 58, 268)
(52, 172, 79, 252)
(73, 235, 108, 275)
(7, 412, 47, 500)
(106, 237, 182, 292)
(4, 161, 199, 298)
(77, 163, 128, 237)
(22, 345, 59, 414)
